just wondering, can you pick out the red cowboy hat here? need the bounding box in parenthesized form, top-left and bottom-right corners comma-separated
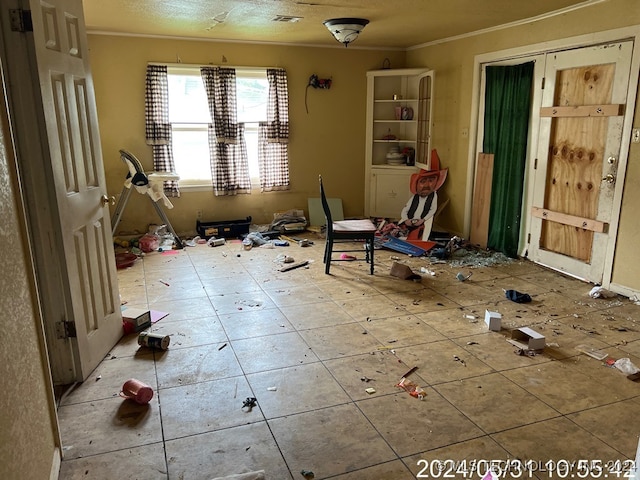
(409, 149, 448, 194)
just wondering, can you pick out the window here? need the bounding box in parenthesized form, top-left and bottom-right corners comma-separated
(167, 66, 269, 187)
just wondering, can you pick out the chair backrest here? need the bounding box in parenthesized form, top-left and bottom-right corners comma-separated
(120, 149, 149, 186)
(318, 175, 333, 233)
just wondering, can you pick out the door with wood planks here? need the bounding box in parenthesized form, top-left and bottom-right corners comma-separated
(529, 42, 633, 283)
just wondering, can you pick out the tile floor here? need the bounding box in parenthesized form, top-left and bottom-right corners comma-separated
(57, 237, 640, 479)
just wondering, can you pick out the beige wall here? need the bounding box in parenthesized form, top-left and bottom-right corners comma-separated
(0, 83, 59, 479)
(88, 35, 406, 233)
(406, 0, 640, 292)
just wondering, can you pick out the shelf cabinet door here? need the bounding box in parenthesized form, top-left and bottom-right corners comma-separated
(369, 170, 413, 219)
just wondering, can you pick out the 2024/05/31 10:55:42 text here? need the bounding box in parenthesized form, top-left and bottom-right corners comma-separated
(415, 459, 637, 478)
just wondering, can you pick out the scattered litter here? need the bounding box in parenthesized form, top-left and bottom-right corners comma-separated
(119, 378, 154, 405)
(279, 259, 311, 272)
(576, 344, 608, 360)
(507, 327, 545, 351)
(466, 341, 479, 345)
(138, 332, 170, 350)
(589, 286, 617, 299)
(207, 237, 226, 247)
(464, 314, 477, 322)
(484, 310, 502, 331)
(242, 397, 257, 412)
(267, 386, 277, 391)
(95, 375, 102, 381)
(614, 358, 640, 375)
(453, 355, 466, 366)
(300, 470, 315, 479)
(365, 387, 377, 394)
(456, 271, 472, 282)
(420, 267, 436, 276)
(627, 372, 640, 382)
(274, 253, 295, 264)
(547, 342, 560, 348)
(504, 289, 532, 303)
(340, 253, 356, 260)
(395, 366, 426, 399)
(390, 262, 421, 280)
(218, 343, 228, 351)
(396, 377, 426, 399)
(158, 279, 170, 287)
(360, 376, 372, 382)
(515, 348, 538, 357)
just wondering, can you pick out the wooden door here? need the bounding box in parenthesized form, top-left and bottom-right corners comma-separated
(3, 0, 122, 382)
(529, 42, 633, 283)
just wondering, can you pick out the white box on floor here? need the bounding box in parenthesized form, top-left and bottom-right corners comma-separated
(122, 308, 151, 332)
(484, 310, 502, 331)
(510, 327, 545, 350)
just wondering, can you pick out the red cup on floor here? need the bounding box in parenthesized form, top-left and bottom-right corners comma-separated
(119, 378, 154, 405)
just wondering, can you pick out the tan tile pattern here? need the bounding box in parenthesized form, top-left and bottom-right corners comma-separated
(58, 240, 640, 479)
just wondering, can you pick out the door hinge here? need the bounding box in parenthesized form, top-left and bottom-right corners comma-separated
(9, 8, 32, 32)
(541, 77, 545, 90)
(527, 233, 531, 243)
(534, 158, 538, 170)
(56, 320, 77, 339)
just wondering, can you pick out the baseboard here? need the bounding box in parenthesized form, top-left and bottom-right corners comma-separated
(49, 447, 61, 480)
(608, 282, 640, 301)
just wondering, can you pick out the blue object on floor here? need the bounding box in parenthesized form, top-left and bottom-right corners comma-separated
(377, 235, 427, 256)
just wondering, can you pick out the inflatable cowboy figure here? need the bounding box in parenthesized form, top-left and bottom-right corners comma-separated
(399, 150, 448, 241)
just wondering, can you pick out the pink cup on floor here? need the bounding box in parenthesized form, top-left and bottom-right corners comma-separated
(119, 378, 154, 405)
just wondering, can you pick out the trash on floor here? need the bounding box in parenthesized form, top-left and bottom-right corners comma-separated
(150, 310, 169, 324)
(504, 289, 532, 303)
(390, 262, 421, 280)
(211, 470, 266, 480)
(395, 366, 426, 399)
(122, 308, 151, 333)
(484, 310, 502, 331)
(300, 470, 315, 479)
(576, 345, 609, 360)
(456, 271, 472, 282)
(614, 358, 640, 375)
(453, 355, 467, 366)
(340, 253, 356, 260)
(270, 209, 308, 233)
(242, 397, 258, 412)
(119, 378, 154, 405)
(279, 259, 311, 272)
(138, 331, 170, 350)
(365, 387, 377, 394)
(589, 286, 617, 299)
(207, 237, 226, 247)
(507, 327, 545, 351)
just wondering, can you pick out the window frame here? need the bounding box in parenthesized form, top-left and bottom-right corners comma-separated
(166, 65, 268, 190)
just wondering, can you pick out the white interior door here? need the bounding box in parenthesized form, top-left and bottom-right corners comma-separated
(2, 0, 122, 382)
(528, 42, 633, 283)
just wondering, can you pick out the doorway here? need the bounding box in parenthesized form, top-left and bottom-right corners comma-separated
(471, 31, 638, 286)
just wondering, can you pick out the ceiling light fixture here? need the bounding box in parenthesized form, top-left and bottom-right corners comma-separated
(323, 18, 369, 47)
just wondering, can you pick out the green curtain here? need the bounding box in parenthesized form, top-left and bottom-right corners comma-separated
(483, 62, 534, 258)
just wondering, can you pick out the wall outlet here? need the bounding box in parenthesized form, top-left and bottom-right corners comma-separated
(632, 128, 640, 143)
(461, 128, 469, 138)
(196, 210, 203, 219)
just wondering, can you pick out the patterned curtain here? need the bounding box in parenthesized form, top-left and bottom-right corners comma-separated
(145, 64, 179, 196)
(258, 68, 290, 192)
(201, 67, 251, 195)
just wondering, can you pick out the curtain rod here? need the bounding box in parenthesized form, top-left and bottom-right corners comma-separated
(148, 61, 283, 70)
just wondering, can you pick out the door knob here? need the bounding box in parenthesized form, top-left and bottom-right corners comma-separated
(602, 174, 616, 184)
(101, 194, 115, 206)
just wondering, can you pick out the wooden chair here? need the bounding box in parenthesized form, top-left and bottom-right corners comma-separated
(319, 175, 377, 274)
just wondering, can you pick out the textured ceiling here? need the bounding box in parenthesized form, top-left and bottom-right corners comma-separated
(82, 0, 604, 49)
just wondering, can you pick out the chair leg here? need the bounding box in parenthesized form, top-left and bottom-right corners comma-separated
(369, 237, 374, 275)
(324, 239, 333, 274)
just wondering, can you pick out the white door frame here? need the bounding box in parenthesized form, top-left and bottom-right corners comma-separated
(465, 25, 640, 289)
